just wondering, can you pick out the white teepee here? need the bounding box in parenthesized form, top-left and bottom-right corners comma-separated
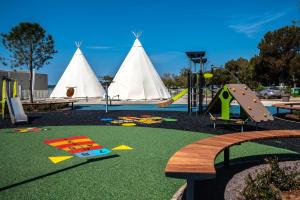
(108, 33, 171, 100)
(50, 43, 105, 98)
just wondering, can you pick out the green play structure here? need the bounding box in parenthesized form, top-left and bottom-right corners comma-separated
(218, 85, 233, 120)
(1, 78, 17, 118)
(1, 77, 28, 124)
(206, 84, 274, 131)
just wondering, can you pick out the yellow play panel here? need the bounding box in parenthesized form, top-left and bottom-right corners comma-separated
(112, 145, 133, 150)
(48, 156, 74, 164)
(121, 123, 136, 127)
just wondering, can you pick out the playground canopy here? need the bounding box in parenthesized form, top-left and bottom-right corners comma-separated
(50, 44, 105, 98)
(108, 34, 171, 100)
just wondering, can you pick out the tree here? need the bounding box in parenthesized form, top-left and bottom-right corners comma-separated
(161, 73, 176, 88)
(161, 67, 190, 89)
(224, 57, 256, 88)
(101, 75, 114, 83)
(1, 22, 57, 102)
(290, 54, 300, 87)
(175, 67, 189, 88)
(210, 68, 231, 86)
(253, 25, 300, 86)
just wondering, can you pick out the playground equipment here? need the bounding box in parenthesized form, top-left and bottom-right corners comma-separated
(206, 84, 273, 131)
(158, 52, 213, 111)
(1, 77, 28, 124)
(157, 88, 188, 107)
(186, 52, 207, 115)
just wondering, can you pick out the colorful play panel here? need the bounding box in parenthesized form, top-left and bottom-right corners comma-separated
(105, 115, 177, 126)
(163, 118, 178, 122)
(121, 123, 136, 127)
(112, 145, 133, 150)
(0, 126, 296, 200)
(16, 127, 42, 133)
(48, 156, 74, 164)
(100, 118, 113, 122)
(44, 136, 111, 158)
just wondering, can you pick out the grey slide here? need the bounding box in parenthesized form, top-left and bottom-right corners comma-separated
(8, 97, 28, 124)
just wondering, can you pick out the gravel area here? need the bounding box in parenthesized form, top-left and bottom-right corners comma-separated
(225, 161, 300, 200)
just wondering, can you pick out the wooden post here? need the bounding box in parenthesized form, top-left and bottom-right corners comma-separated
(186, 179, 194, 200)
(198, 71, 204, 115)
(188, 70, 191, 115)
(224, 147, 230, 169)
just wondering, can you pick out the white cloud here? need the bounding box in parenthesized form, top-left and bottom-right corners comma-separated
(86, 46, 113, 50)
(228, 12, 286, 38)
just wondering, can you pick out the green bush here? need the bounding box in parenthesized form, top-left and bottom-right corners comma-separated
(255, 84, 266, 92)
(241, 157, 300, 200)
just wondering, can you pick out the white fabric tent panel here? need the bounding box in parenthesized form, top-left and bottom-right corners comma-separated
(50, 48, 105, 98)
(108, 39, 170, 100)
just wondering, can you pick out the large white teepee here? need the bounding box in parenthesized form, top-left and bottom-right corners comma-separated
(50, 44, 105, 98)
(108, 34, 171, 100)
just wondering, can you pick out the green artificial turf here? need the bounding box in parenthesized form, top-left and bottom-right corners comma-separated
(0, 126, 296, 200)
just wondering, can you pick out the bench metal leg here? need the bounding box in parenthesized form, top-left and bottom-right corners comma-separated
(224, 147, 230, 169)
(186, 179, 194, 200)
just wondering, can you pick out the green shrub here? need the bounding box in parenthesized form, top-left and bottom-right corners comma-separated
(255, 84, 266, 92)
(241, 157, 300, 200)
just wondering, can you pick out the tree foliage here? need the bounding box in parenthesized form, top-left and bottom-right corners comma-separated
(1, 22, 57, 102)
(225, 57, 256, 88)
(209, 57, 256, 88)
(101, 75, 114, 83)
(161, 67, 189, 88)
(168, 25, 300, 89)
(253, 25, 300, 86)
(209, 68, 231, 86)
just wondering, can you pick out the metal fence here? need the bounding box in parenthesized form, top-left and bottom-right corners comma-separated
(21, 90, 49, 100)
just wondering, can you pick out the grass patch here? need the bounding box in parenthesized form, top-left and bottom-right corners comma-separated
(0, 126, 295, 200)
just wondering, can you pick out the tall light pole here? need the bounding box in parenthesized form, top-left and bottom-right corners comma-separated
(99, 77, 113, 113)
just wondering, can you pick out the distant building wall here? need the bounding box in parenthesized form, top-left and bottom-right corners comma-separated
(0, 70, 48, 99)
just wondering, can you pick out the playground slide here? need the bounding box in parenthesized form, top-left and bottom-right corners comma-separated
(157, 88, 188, 107)
(7, 97, 28, 124)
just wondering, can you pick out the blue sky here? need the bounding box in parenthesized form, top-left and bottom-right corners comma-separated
(0, 0, 299, 84)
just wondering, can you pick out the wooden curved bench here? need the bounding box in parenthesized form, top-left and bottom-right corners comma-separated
(165, 130, 300, 200)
